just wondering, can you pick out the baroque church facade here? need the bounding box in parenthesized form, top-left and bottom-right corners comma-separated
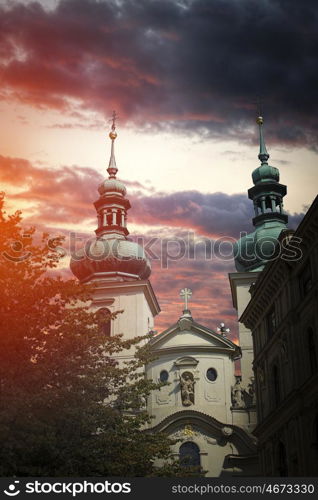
(70, 113, 301, 476)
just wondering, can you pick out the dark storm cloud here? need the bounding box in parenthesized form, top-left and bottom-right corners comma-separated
(130, 190, 305, 238)
(0, 0, 317, 147)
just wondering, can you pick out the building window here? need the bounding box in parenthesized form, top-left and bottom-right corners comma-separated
(206, 368, 217, 382)
(159, 370, 169, 382)
(300, 260, 313, 297)
(291, 455, 299, 476)
(273, 364, 281, 407)
(307, 328, 318, 375)
(312, 415, 318, 449)
(179, 442, 201, 467)
(96, 308, 111, 337)
(277, 441, 288, 476)
(266, 306, 277, 339)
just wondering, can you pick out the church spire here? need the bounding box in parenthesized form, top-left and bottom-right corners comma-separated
(256, 115, 269, 165)
(93, 114, 131, 239)
(107, 111, 118, 179)
(249, 113, 288, 227)
(233, 113, 288, 272)
(70, 113, 151, 282)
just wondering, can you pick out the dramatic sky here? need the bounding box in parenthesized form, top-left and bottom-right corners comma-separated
(0, 0, 317, 336)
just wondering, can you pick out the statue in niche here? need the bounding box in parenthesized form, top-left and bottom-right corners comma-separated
(231, 377, 244, 408)
(180, 371, 195, 406)
(247, 376, 256, 406)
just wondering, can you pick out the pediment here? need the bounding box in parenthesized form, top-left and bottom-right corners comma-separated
(150, 320, 240, 357)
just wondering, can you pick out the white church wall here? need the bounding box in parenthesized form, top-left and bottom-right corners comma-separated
(147, 351, 236, 425)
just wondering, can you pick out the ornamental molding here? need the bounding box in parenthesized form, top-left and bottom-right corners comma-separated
(147, 410, 257, 452)
(174, 356, 199, 367)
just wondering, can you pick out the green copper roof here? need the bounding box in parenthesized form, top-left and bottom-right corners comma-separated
(252, 164, 280, 184)
(257, 115, 270, 164)
(233, 115, 288, 272)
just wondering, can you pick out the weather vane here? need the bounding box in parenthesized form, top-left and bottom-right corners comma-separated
(180, 288, 192, 311)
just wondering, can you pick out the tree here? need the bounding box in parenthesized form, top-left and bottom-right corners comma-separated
(0, 194, 196, 477)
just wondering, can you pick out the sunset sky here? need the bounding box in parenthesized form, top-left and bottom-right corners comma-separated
(0, 0, 317, 335)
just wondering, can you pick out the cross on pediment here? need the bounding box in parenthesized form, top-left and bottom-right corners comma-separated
(180, 288, 192, 310)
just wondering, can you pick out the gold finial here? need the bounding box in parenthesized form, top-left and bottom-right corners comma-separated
(256, 95, 264, 125)
(109, 110, 118, 140)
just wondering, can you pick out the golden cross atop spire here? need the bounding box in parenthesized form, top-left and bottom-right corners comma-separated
(109, 110, 118, 141)
(107, 110, 118, 177)
(255, 95, 264, 125)
(110, 110, 118, 131)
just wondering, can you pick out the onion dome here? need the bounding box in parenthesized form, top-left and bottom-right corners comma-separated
(98, 178, 127, 196)
(70, 111, 151, 283)
(233, 223, 287, 272)
(233, 115, 288, 272)
(252, 164, 280, 184)
(70, 237, 151, 282)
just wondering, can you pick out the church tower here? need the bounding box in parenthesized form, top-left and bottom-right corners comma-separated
(229, 115, 288, 391)
(70, 114, 160, 354)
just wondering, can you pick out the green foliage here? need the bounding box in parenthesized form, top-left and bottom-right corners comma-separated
(0, 194, 191, 477)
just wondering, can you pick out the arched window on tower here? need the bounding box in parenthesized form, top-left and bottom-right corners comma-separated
(96, 308, 111, 337)
(265, 196, 272, 212)
(307, 327, 317, 376)
(179, 442, 201, 468)
(106, 211, 112, 226)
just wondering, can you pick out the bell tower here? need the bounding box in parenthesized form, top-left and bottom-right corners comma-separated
(229, 114, 289, 395)
(70, 114, 160, 350)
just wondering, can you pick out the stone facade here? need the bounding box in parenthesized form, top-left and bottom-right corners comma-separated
(240, 196, 318, 476)
(146, 309, 258, 476)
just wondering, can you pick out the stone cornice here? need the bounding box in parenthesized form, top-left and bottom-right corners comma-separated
(147, 409, 257, 452)
(228, 271, 260, 310)
(150, 345, 241, 358)
(150, 320, 241, 359)
(91, 278, 161, 316)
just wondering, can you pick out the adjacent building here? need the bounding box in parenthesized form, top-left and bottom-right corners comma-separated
(240, 195, 318, 476)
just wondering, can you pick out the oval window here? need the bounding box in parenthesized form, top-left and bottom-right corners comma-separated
(160, 370, 169, 382)
(206, 368, 217, 381)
